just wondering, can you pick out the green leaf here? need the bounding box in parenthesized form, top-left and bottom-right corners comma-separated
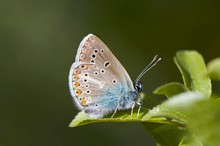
(174, 50, 211, 97)
(153, 82, 188, 98)
(69, 92, 206, 146)
(207, 58, 220, 81)
(70, 91, 198, 127)
(179, 134, 204, 146)
(187, 100, 220, 146)
(142, 123, 187, 146)
(160, 92, 206, 111)
(69, 106, 183, 128)
(69, 108, 148, 127)
(69, 94, 198, 127)
(143, 92, 206, 125)
(142, 91, 206, 146)
(142, 124, 203, 146)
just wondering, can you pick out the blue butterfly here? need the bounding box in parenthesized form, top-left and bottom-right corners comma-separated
(69, 34, 160, 118)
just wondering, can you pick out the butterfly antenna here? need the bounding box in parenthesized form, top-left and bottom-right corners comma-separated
(134, 55, 161, 85)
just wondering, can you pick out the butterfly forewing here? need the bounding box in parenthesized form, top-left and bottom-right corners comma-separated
(69, 34, 136, 117)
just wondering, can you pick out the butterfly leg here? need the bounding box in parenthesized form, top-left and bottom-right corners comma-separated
(136, 102, 141, 117)
(110, 107, 118, 118)
(130, 101, 141, 118)
(130, 101, 136, 118)
(111, 99, 123, 118)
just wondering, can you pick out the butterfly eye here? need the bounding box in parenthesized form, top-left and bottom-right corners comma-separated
(134, 81, 144, 93)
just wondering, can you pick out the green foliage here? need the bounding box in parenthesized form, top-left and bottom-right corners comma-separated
(207, 58, 220, 81)
(187, 100, 220, 146)
(69, 108, 149, 127)
(154, 82, 188, 98)
(174, 50, 211, 97)
(69, 50, 220, 146)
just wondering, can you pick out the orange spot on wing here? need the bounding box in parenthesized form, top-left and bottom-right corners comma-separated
(81, 97, 86, 106)
(73, 82, 80, 88)
(73, 75, 79, 81)
(75, 89, 82, 96)
(80, 65, 88, 70)
(74, 68, 81, 74)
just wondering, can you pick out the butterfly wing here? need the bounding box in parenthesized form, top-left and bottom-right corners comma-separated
(69, 34, 137, 118)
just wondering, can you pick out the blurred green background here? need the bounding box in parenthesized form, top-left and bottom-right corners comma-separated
(1, 0, 220, 145)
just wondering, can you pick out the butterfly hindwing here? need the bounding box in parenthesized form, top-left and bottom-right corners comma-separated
(69, 34, 137, 118)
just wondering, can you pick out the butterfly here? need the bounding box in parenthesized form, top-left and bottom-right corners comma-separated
(68, 34, 161, 118)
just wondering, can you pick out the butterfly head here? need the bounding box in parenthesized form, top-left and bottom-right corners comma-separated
(134, 81, 144, 93)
